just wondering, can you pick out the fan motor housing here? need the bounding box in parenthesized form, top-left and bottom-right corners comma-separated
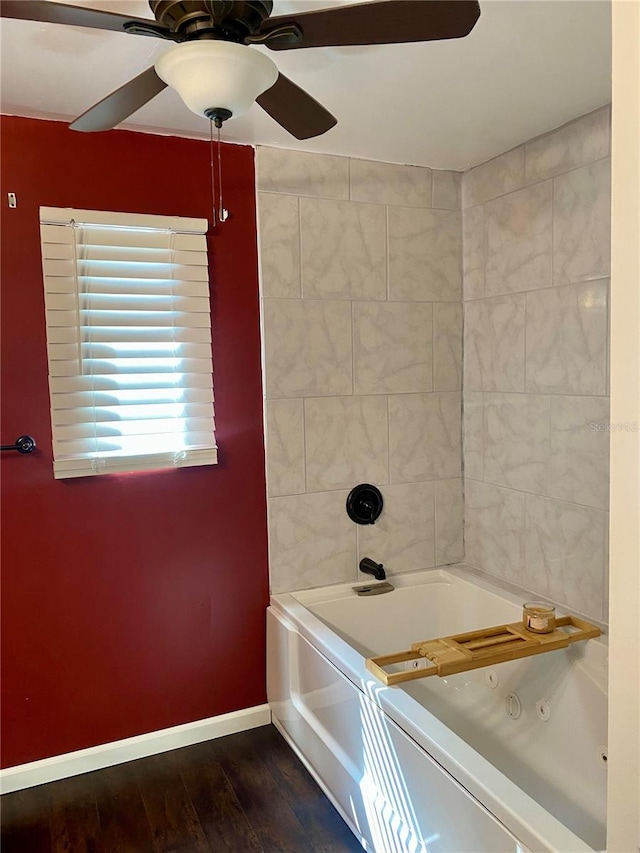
(149, 1, 274, 41)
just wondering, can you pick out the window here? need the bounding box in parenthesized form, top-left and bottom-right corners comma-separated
(39, 207, 217, 479)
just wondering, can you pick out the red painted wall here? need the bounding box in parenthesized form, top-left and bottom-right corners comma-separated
(0, 116, 269, 768)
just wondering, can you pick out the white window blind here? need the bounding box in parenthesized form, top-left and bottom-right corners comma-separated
(39, 207, 217, 479)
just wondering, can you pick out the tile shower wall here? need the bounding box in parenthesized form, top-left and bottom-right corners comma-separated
(258, 148, 463, 593)
(462, 106, 611, 622)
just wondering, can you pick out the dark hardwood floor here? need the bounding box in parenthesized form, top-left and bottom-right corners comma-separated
(1, 724, 363, 853)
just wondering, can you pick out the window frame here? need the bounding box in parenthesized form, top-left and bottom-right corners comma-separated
(39, 206, 218, 479)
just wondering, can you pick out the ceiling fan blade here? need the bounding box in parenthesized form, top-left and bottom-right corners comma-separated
(69, 67, 167, 133)
(0, 0, 165, 34)
(261, 0, 480, 50)
(257, 74, 337, 140)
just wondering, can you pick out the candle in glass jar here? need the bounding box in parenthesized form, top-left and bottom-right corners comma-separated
(523, 602, 556, 634)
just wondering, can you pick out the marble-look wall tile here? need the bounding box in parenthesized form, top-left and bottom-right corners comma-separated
(525, 495, 606, 620)
(460, 111, 611, 624)
(353, 301, 433, 394)
(389, 392, 461, 483)
(548, 395, 610, 509)
(525, 107, 611, 184)
(433, 303, 462, 391)
(484, 181, 553, 296)
(258, 193, 300, 298)
(257, 147, 349, 199)
(388, 207, 461, 302)
(483, 393, 550, 493)
(269, 491, 356, 593)
(435, 478, 464, 565)
(464, 479, 526, 586)
(464, 294, 526, 392)
(300, 197, 386, 300)
(263, 299, 352, 398)
(357, 481, 435, 573)
(553, 158, 611, 286)
(432, 170, 462, 210)
(258, 147, 466, 598)
(266, 399, 305, 497)
(462, 146, 526, 208)
(349, 159, 432, 207)
(462, 205, 485, 301)
(463, 392, 483, 480)
(525, 281, 608, 395)
(304, 395, 389, 492)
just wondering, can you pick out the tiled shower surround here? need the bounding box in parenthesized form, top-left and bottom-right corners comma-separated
(257, 106, 610, 622)
(462, 106, 611, 622)
(258, 149, 463, 593)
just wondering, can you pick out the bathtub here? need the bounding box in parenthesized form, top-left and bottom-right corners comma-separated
(267, 565, 607, 853)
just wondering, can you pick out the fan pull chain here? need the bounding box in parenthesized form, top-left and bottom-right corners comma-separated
(217, 122, 228, 222)
(209, 118, 215, 226)
(209, 118, 229, 226)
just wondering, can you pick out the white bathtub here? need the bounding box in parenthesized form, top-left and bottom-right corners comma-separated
(267, 565, 607, 853)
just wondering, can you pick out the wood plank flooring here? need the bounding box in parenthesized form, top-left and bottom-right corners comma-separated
(1, 724, 363, 853)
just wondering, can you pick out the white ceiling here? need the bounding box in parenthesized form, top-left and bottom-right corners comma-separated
(0, 0, 611, 170)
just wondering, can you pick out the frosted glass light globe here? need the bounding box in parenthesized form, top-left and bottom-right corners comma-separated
(155, 41, 278, 119)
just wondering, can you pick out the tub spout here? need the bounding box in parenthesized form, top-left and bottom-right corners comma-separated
(359, 557, 386, 581)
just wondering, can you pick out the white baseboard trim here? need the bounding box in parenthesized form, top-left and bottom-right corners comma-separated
(0, 703, 271, 795)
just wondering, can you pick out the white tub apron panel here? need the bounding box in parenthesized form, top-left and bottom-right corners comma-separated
(267, 566, 607, 853)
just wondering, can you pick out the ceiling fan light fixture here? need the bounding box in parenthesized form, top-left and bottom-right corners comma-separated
(154, 41, 278, 120)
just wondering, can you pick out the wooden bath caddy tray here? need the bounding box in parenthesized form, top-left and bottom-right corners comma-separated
(366, 615, 601, 686)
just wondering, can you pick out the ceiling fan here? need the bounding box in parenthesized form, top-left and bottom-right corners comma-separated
(1, 0, 481, 140)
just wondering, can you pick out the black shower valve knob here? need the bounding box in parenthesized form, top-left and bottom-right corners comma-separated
(346, 483, 383, 525)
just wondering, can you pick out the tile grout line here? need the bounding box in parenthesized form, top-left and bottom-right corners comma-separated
(350, 300, 356, 397)
(386, 393, 391, 490)
(431, 304, 435, 393)
(463, 153, 611, 210)
(385, 204, 390, 301)
(297, 195, 303, 299)
(302, 396, 308, 495)
(463, 474, 609, 513)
